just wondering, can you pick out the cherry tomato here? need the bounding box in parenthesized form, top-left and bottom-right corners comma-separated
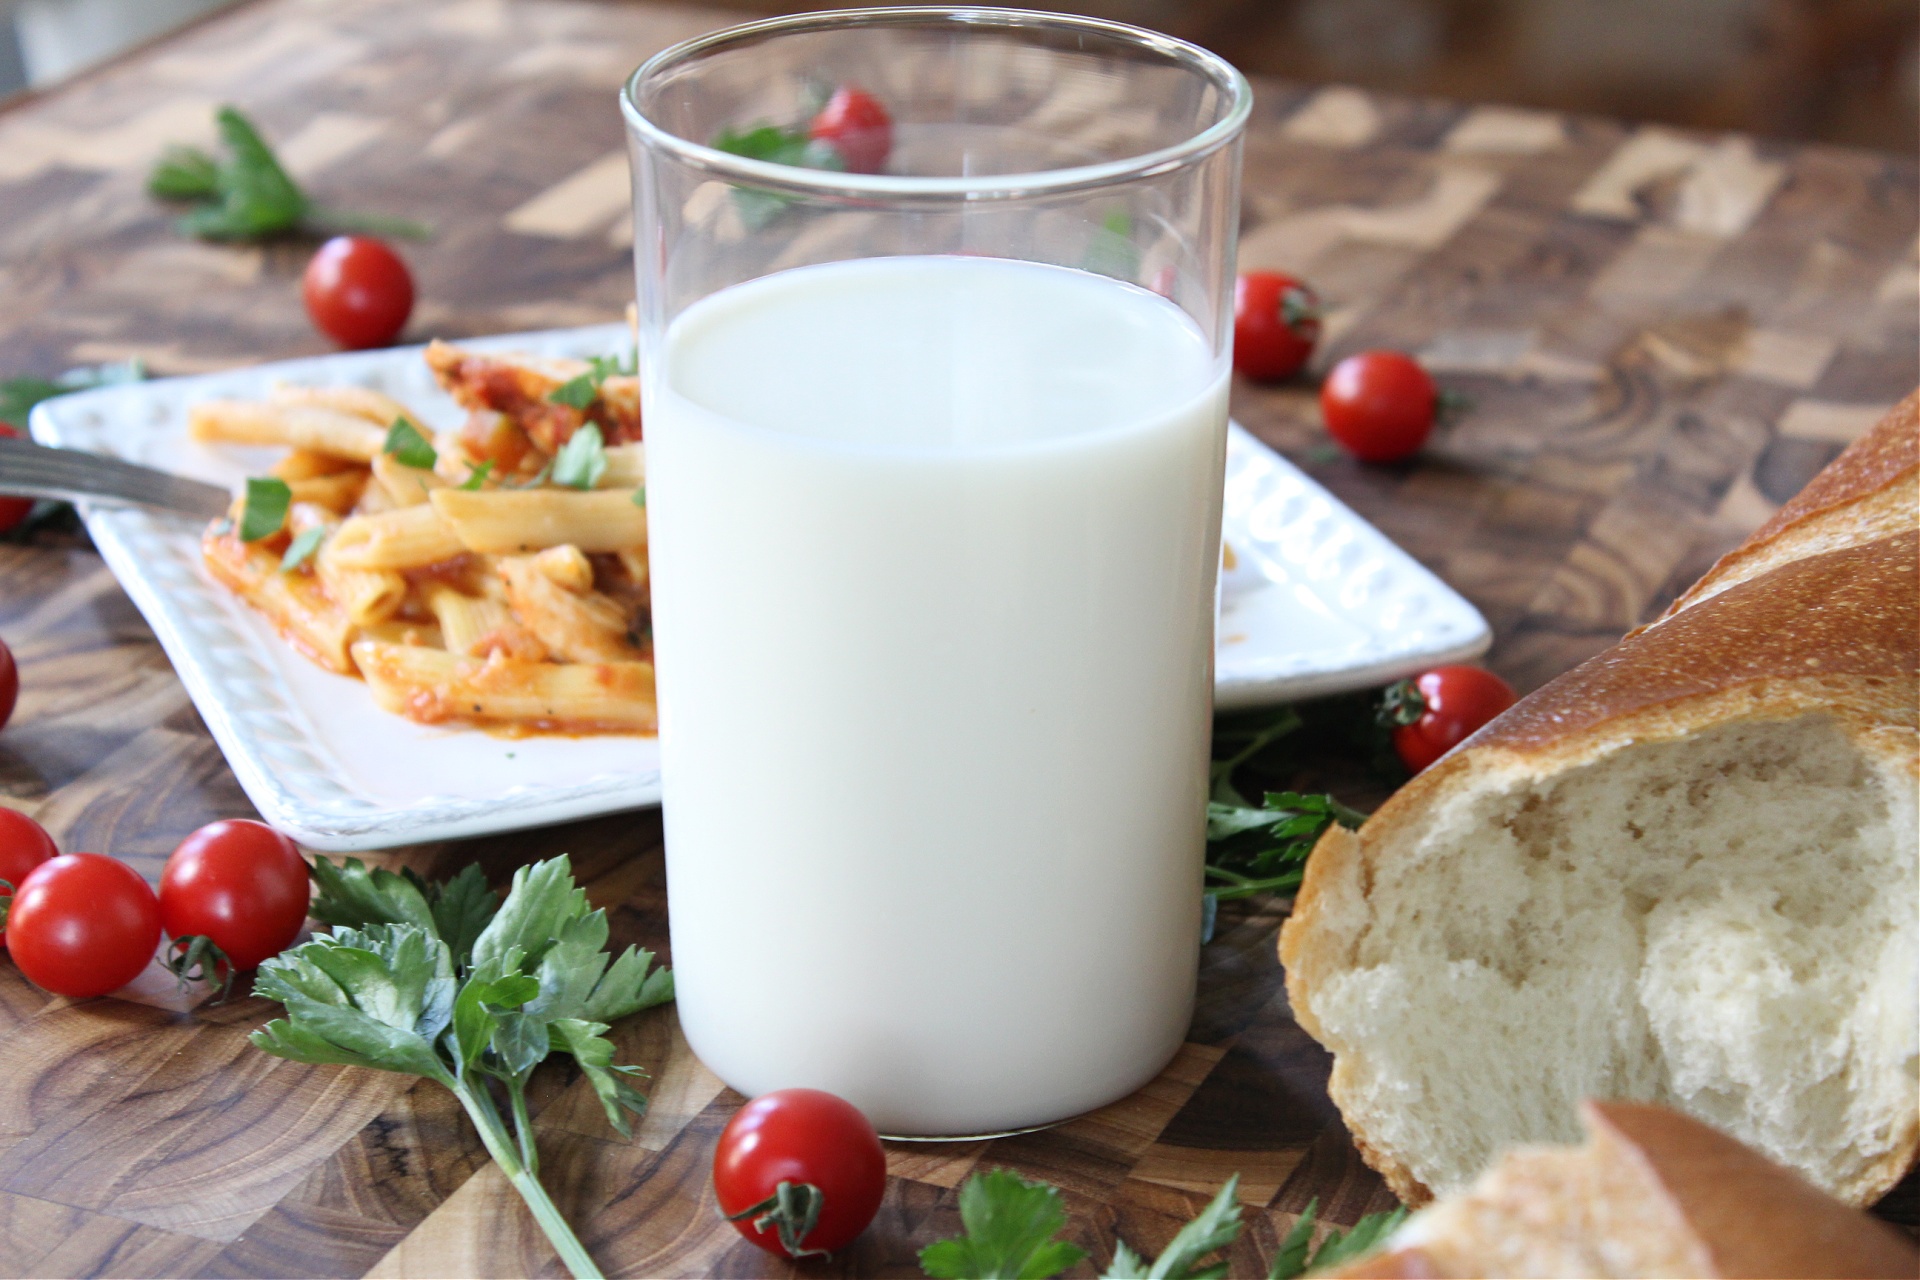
(714, 1087, 887, 1259)
(809, 86, 892, 174)
(302, 236, 414, 350)
(160, 819, 310, 971)
(1320, 350, 1437, 463)
(1233, 271, 1321, 380)
(1388, 666, 1518, 773)
(0, 425, 35, 534)
(0, 633, 15, 731)
(7, 853, 161, 998)
(0, 808, 57, 950)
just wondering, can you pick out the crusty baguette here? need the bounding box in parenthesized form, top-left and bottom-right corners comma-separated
(1326, 1100, 1920, 1279)
(1280, 392, 1919, 1211)
(1650, 388, 1916, 624)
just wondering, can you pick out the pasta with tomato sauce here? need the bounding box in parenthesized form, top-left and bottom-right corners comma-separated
(194, 343, 654, 736)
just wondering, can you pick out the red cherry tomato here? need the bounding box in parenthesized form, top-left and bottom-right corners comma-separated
(160, 819, 310, 971)
(1390, 666, 1518, 773)
(1321, 350, 1437, 463)
(7, 853, 161, 998)
(0, 808, 57, 950)
(1233, 272, 1321, 381)
(302, 236, 414, 350)
(714, 1087, 887, 1259)
(0, 633, 15, 731)
(809, 86, 892, 174)
(0, 425, 35, 534)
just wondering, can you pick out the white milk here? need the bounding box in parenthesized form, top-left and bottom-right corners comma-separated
(645, 255, 1228, 1135)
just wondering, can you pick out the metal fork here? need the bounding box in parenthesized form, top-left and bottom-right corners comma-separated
(0, 435, 232, 519)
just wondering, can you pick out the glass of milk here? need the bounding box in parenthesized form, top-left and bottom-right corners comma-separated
(622, 8, 1249, 1138)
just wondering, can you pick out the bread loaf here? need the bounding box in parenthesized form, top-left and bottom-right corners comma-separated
(1279, 395, 1919, 1208)
(1326, 1100, 1920, 1279)
(1653, 389, 1916, 622)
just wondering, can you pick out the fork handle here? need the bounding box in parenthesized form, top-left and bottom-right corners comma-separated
(0, 435, 234, 519)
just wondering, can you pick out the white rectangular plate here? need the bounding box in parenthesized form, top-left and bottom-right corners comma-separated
(32, 324, 1487, 850)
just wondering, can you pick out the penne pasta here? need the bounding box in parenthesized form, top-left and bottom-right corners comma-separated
(356, 619, 444, 649)
(423, 582, 519, 658)
(283, 502, 404, 627)
(430, 487, 647, 554)
(372, 451, 445, 507)
(601, 442, 644, 489)
(288, 470, 369, 515)
(273, 448, 362, 481)
(270, 383, 417, 427)
(432, 426, 486, 486)
(198, 345, 655, 736)
(189, 400, 387, 461)
(325, 505, 467, 571)
(322, 560, 409, 627)
(498, 554, 639, 663)
(351, 640, 658, 732)
(203, 529, 357, 673)
(614, 547, 649, 592)
(531, 545, 593, 591)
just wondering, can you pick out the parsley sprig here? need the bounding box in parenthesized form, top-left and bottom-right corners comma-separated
(254, 855, 673, 1279)
(150, 106, 431, 242)
(1107, 1177, 1243, 1278)
(1270, 1200, 1409, 1278)
(1200, 697, 1388, 935)
(1204, 792, 1367, 904)
(710, 122, 846, 228)
(920, 1170, 1089, 1279)
(920, 1171, 1407, 1279)
(547, 351, 636, 414)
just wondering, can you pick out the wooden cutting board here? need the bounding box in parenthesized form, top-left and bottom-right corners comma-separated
(0, 0, 1913, 1275)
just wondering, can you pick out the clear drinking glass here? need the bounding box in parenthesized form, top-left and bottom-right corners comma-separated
(623, 7, 1250, 1138)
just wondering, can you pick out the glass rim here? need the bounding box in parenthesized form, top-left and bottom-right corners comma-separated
(620, 6, 1253, 202)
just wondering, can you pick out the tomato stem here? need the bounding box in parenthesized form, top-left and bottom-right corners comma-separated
(162, 934, 235, 1002)
(1377, 678, 1427, 728)
(456, 1077, 603, 1279)
(726, 1180, 831, 1259)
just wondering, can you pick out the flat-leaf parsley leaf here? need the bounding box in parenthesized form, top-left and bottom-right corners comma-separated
(551, 424, 608, 490)
(919, 1169, 1087, 1280)
(240, 477, 291, 542)
(384, 417, 437, 469)
(279, 524, 325, 572)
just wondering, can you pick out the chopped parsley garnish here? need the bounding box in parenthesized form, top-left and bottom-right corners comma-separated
(239, 476, 291, 542)
(278, 524, 325, 572)
(920, 1170, 1409, 1280)
(546, 351, 636, 412)
(551, 424, 607, 490)
(384, 416, 437, 469)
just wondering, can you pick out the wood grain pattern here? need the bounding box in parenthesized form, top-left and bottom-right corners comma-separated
(0, 0, 1914, 1275)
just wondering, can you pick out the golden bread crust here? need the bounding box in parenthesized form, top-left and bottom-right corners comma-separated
(1481, 530, 1917, 753)
(1324, 1103, 1920, 1278)
(1651, 390, 1917, 624)
(1587, 1101, 1920, 1279)
(1281, 536, 1918, 1209)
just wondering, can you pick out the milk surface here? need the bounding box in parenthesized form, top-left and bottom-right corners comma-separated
(645, 255, 1228, 1135)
